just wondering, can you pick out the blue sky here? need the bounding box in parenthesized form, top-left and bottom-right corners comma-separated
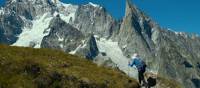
(0, 0, 200, 34)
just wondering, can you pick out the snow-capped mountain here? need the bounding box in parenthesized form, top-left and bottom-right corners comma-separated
(0, 0, 200, 88)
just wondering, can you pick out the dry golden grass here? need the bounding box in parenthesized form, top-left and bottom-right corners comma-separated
(0, 44, 139, 88)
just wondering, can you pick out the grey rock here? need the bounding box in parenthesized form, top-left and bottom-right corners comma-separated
(5, 0, 55, 20)
(41, 16, 84, 52)
(94, 55, 117, 68)
(0, 12, 24, 44)
(117, 0, 156, 69)
(41, 16, 99, 60)
(154, 29, 200, 88)
(73, 4, 119, 38)
(115, 0, 200, 88)
(75, 34, 99, 60)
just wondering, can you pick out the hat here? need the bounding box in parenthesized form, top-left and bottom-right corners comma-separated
(132, 53, 139, 58)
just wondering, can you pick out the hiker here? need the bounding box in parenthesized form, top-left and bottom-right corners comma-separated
(128, 53, 147, 86)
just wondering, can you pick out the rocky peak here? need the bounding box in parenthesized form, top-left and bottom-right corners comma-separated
(125, 0, 140, 18)
(75, 34, 99, 60)
(6, 0, 50, 4)
(117, 0, 159, 75)
(86, 2, 101, 8)
(41, 16, 84, 52)
(73, 3, 117, 38)
(120, 0, 142, 35)
(5, 0, 54, 20)
(51, 0, 59, 4)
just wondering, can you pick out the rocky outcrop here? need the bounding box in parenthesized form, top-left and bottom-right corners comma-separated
(115, 0, 200, 88)
(41, 16, 84, 52)
(41, 16, 99, 59)
(154, 29, 200, 88)
(0, 11, 24, 44)
(73, 3, 119, 38)
(75, 35, 99, 60)
(5, 0, 55, 20)
(0, 0, 55, 44)
(117, 0, 156, 70)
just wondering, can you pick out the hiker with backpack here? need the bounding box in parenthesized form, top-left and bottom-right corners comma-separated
(128, 53, 147, 86)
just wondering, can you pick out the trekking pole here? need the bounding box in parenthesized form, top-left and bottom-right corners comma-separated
(128, 66, 130, 77)
(128, 58, 131, 77)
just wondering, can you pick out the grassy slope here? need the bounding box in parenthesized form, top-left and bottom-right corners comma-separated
(0, 45, 139, 88)
(156, 76, 182, 88)
(144, 72, 182, 88)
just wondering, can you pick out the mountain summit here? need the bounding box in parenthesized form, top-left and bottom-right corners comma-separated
(0, 0, 200, 88)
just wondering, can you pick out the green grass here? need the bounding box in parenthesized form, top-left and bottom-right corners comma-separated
(0, 44, 139, 88)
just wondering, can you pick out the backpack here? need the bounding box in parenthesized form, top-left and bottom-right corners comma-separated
(134, 58, 146, 72)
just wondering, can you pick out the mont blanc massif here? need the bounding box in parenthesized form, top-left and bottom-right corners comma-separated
(0, 0, 200, 88)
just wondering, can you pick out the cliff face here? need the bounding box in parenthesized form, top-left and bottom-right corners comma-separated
(73, 4, 117, 37)
(117, 0, 155, 65)
(116, 1, 200, 88)
(41, 16, 85, 52)
(155, 29, 200, 88)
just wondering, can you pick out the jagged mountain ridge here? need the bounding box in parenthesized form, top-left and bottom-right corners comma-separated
(0, 0, 200, 88)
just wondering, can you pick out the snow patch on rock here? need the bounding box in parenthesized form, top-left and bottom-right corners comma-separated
(53, 11, 59, 17)
(56, 33, 64, 42)
(69, 40, 86, 54)
(167, 28, 189, 38)
(50, 0, 78, 23)
(95, 36, 138, 78)
(59, 13, 75, 23)
(84, 2, 102, 9)
(55, 2, 78, 23)
(11, 0, 17, 3)
(88, 2, 99, 7)
(0, 8, 4, 15)
(51, 0, 59, 4)
(12, 13, 53, 48)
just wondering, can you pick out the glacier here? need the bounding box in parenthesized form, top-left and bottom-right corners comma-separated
(12, 0, 79, 48)
(12, 13, 53, 48)
(95, 36, 138, 78)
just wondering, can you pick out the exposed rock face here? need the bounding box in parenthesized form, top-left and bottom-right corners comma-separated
(5, 0, 54, 20)
(117, 0, 157, 70)
(0, 10, 24, 44)
(154, 29, 200, 88)
(73, 4, 119, 38)
(75, 35, 99, 59)
(0, 0, 54, 44)
(111, 0, 200, 87)
(41, 16, 99, 59)
(41, 16, 84, 52)
(117, 1, 200, 88)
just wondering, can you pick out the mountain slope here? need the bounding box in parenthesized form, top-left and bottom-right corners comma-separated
(0, 0, 200, 88)
(117, 0, 156, 70)
(154, 29, 200, 88)
(115, 0, 200, 88)
(0, 44, 140, 88)
(0, 45, 182, 88)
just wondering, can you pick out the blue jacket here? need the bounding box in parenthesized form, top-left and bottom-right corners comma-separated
(129, 57, 146, 72)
